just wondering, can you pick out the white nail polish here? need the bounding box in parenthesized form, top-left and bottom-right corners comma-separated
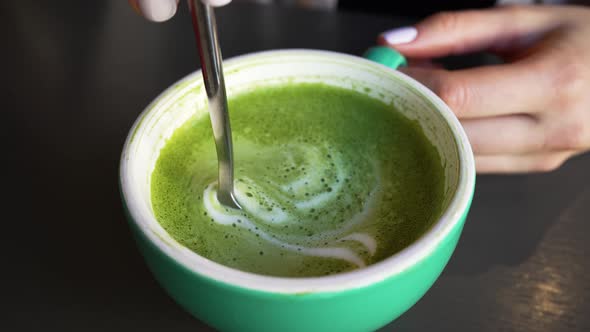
(382, 27, 418, 45)
(201, 0, 232, 6)
(138, 0, 178, 22)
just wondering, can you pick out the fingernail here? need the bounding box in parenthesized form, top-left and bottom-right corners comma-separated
(381, 27, 418, 45)
(201, 0, 232, 6)
(138, 0, 177, 22)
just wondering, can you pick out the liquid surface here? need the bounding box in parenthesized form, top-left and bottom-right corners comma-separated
(151, 83, 444, 277)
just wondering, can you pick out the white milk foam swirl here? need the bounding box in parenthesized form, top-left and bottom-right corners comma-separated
(203, 143, 380, 267)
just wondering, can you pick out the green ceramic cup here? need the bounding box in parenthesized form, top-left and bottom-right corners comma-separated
(120, 50, 475, 332)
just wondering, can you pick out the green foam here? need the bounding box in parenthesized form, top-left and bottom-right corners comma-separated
(151, 83, 445, 277)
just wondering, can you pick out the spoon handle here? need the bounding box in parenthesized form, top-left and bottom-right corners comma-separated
(189, 0, 240, 209)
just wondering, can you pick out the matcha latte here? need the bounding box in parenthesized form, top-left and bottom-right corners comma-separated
(151, 83, 444, 277)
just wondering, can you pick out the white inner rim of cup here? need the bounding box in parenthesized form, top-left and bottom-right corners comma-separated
(120, 50, 475, 294)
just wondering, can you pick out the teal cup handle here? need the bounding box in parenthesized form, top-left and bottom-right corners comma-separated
(363, 46, 407, 69)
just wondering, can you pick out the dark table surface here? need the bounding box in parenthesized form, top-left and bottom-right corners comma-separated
(4, 1, 590, 331)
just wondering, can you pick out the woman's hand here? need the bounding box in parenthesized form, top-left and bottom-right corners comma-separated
(128, 0, 231, 22)
(379, 5, 590, 173)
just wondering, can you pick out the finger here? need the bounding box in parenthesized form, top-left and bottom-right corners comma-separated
(462, 115, 546, 155)
(406, 58, 444, 69)
(130, 0, 179, 22)
(399, 66, 551, 119)
(475, 151, 573, 173)
(378, 6, 560, 58)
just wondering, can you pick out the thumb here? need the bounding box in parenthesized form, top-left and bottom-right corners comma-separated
(378, 6, 558, 58)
